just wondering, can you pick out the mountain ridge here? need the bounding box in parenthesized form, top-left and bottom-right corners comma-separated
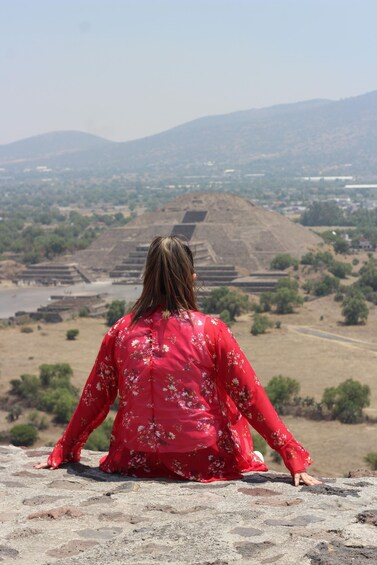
(1, 91, 377, 174)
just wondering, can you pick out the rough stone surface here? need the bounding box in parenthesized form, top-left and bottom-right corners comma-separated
(0, 446, 376, 564)
(348, 469, 377, 478)
(357, 509, 377, 526)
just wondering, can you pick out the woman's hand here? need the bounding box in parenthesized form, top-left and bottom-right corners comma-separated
(292, 472, 322, 487)
(33, 461, 57, 470)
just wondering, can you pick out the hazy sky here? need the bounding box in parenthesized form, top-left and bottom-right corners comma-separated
(1, 0, 377, 145)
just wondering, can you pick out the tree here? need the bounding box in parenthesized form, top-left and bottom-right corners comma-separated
(10, 424, 38, 447)
(106, 300, 126, 326)
(359, 258, 377, 291)
(251, 314, 273, 336)
(322, 379, 370, 423)
(66, 328, 79, 340)
(9, 374, 40, 405)
(265, 375, 300, 414)
(329, 261, 352, 279)
(342, 295, 369, 325)
(202, 287, 249, 321)
(313, 275, 340, 297)
(39, 363, 74, 389)
(273, 286, 303, 314)
(270, 254, 295, 271)
(299, 201, 345, 226)
(333, 239, 350, 254)
(259, 291, 274, 312)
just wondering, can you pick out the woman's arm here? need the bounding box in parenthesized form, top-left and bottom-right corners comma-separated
(210, 319, 320, 483)
(35, 331, 118, 469)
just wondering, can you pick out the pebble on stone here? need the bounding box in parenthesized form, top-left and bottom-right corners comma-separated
(23, 495, 63, 506)
(27, 506, 83, 520)
(264, 515, 324, 527)
(301, 484, 360, 497)
(6, 527, 42, 540)
(238, 487, 281, 497)
(47, 479, 84, 490)
(0, 546, 19, 560)
(235, 541, 275, 558)
(98, 511, 147, 524)
(230, 526, 263, 537)
(252, 497, 303, 507)
(46, 539, 98, 558)
(356, 509, 377, 526)
(24, 450, 51, 458)
(76, 527, 123, 540)
(348, 469, 377, 478)
(307, 540, 377, 564)
(81, 494, 114, 506)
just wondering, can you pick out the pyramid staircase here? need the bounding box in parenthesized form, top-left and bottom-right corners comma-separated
(16, 263, 91, 286)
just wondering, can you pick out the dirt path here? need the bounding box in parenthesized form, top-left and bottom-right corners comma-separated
(287, 325, 377, 353)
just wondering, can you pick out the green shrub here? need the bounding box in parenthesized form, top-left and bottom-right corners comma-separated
(106, 300, 126, 326)
(10, 374, 40, 404)
(10, 424, 38, 447)
(322, 379, 370, 423)
(20, 326, 33, 334)
(364, 452, 377, 470)
(251, 314, 273, 336)
(328, 261, 352, 279)
(85, 418, 114, 451)
(273, 286, 303, 314)
(202, 287, 249, 321)
(6, 405, 22, 423)
(79, 307, 90, 317)
(259, 291, 274, 312)
(265, 375, 300, 414)
(38, 388, 77, 424)
(252, 433, 267, 456)
(313, 275, 340, 296)
(219, 309, 233, 326)
(39, 363, 74, 390)
(341, 295, 369, 325)
(66, 328, 79, 340)
(28, 410, 49, 430)
(270, 254, 295, 271)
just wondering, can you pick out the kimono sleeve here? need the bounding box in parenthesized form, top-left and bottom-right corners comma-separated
(210, 318, 312, 475)
(47, 330, 118, 468)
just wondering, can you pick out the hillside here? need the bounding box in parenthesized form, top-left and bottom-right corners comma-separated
(1, 91, 377, 175)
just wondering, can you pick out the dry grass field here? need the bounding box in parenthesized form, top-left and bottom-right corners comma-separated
(0, 292, 376, 478)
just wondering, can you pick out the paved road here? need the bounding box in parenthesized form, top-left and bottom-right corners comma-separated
(0, 282, 142, 319)
(288, 325, 377, 352)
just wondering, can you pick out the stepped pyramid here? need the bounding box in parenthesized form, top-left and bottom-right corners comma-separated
(70, 192, 321, 288)
(16, 263, 91, 286)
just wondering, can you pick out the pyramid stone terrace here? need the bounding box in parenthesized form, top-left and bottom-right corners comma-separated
(67, 193, 321, 289)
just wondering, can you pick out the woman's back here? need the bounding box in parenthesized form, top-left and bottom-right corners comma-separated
(39, 236, 319, 486)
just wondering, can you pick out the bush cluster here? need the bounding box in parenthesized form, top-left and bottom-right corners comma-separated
(84, 417, 114, 451)
(256, 278, 303, 315)
(9, 363, 78, 424)
(202, 287, 250, 324)
(265, 375, 371, 424)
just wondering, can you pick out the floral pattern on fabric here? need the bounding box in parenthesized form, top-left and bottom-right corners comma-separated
(48, 307, 312, 480)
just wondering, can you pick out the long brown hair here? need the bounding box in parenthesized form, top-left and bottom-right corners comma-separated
(130, 236, 198, 323)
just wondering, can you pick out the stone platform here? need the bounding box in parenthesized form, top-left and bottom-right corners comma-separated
(0, 446, 376, 564)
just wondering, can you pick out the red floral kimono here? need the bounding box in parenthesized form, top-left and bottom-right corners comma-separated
(48, 307, 312, 481)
